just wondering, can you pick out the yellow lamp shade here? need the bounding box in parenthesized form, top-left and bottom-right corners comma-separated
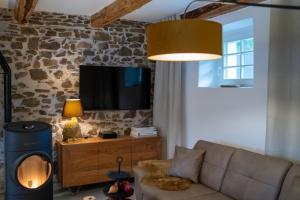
(62, 99, 83, 118)
(147, 19, 223, 62)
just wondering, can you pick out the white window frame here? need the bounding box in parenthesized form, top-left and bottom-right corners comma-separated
(222, 38, 254, 78)
(198, 18, 255, 88)
(219, 25, 254, 87)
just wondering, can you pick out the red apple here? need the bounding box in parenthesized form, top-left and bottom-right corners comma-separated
(123, 181, 130, 185)
(123, 183, 132, 193)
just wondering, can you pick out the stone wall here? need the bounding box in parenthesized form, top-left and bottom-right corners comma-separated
(0, 8, 153, 193)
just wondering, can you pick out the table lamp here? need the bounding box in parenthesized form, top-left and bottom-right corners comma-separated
(62, 99, 83, 141)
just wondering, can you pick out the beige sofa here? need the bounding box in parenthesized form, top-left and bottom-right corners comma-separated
(134, 140, 300, 200)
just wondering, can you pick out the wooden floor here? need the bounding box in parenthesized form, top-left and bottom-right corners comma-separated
(54, 182, 136, 200)
(54, 184, 111, 200)
(0, 183, 136, 200)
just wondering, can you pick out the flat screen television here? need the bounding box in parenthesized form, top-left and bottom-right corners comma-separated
(79, 66, 151, 110)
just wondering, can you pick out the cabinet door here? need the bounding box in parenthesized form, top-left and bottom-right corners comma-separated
(131, 137, 162, 167)
(62, 143, 100, 187)
(98, 141, 132, 181)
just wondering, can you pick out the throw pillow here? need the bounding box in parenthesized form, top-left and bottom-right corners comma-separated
(286, 176, 300, 200)
(168, 146, 205, 183)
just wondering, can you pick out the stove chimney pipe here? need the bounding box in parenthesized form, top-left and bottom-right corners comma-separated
(0, 51, 12, 123)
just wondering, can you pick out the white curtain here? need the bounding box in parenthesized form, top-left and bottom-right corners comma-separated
(153, 62, 183, 159)
(266, 0, 300, 163)
(153, 14, 183, 159)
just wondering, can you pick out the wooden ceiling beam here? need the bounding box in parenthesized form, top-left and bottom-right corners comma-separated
(182, 0, 265, 19)
(15, 0, 38, 24)
(91, 0, 151, 28)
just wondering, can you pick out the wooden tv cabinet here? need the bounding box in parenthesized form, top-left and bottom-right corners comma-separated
(56, 136, 162, 188)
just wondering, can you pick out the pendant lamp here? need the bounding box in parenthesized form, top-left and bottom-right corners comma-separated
(147, 19, 222, 62)
(147, 0, 300, 62)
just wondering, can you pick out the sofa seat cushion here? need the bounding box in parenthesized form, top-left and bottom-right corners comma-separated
(279, 164, 300, 200)
(221, 149, 292, 200)
(194, 140, 235, 191)
(141, 183, 216, 200)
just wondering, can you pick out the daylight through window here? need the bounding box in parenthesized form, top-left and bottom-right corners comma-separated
(223, 38, 254, 80)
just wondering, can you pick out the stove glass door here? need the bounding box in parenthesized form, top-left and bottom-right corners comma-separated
(17, 155, 52, 189)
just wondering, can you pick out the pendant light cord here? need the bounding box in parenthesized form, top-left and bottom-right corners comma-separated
(183, 0, 300, 19)
(183, 0, 204, 19)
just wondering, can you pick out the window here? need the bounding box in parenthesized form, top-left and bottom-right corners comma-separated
(198, 18, 254, 88)
(223, 38, 254, 80)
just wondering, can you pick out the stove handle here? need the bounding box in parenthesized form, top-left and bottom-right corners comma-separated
(23, 124, 35, 130)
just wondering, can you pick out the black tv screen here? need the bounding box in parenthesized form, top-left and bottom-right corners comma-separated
(79, 66, 151, 110)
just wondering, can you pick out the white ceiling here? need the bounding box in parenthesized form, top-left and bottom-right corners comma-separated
(0, 0, 206, 22)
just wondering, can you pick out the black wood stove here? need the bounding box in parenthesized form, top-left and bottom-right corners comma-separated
(4, 121, 53, 200)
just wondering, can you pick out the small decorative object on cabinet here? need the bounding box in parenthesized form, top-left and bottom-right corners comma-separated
(100, 131, 118, 139)
(56, 136, 161, 188)
(62, 99, 83, 141)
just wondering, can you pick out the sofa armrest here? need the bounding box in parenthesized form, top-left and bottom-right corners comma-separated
(133, 160, 172, 200)
(133, 166, 149, 200)
(133, 166, 148, 182)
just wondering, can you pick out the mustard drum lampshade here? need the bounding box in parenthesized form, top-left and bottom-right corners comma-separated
(147, 19, 223, 62)
(62, 99, 83, 118)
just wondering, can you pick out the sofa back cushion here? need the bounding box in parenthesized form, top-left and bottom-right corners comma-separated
(279, 164, 300, 200)
(221, 149, 292, 200)
(193, 140, 235, 191)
